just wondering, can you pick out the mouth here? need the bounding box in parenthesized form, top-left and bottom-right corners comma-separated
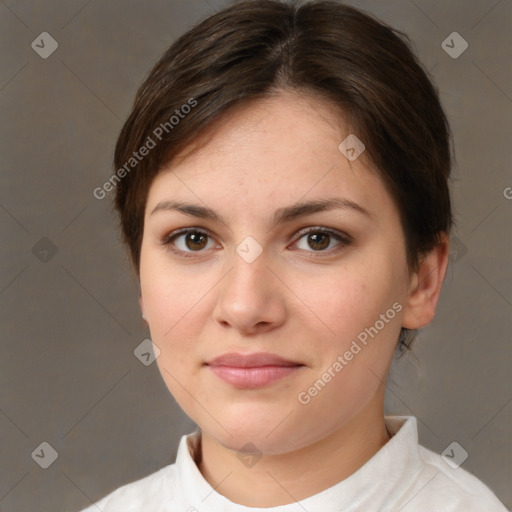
(206, 365, 305, 388)
(204, 352, 305, 388)
(205, 352, 302, 368)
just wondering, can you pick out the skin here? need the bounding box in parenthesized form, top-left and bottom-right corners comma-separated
(139, 90, 449, 507)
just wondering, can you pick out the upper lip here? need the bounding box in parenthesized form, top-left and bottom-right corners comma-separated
(205, 352, 302, 368)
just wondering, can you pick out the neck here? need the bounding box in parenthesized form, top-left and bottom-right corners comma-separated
(197, 400, 391, 507)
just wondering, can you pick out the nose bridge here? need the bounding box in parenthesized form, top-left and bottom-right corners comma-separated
(213, 238, 285, 331)
(225, 238, 271, 299)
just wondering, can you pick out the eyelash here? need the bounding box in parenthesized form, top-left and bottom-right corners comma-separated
(159, 226, 352, 259)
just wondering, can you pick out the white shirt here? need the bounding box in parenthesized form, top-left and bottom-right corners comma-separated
(79, 416, 507, 511)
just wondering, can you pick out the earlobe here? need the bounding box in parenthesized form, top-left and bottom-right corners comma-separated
(402, 233, 450, 330)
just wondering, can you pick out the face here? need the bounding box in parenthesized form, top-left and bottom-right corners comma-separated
(139, 91, 414, 455)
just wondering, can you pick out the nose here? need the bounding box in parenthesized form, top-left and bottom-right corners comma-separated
(213, 247, 287, 335)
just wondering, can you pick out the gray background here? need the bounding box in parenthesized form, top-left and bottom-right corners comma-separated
(1, 0, 510, 511)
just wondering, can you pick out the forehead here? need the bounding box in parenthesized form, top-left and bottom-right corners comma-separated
(145, 91, 396, 225)
(167, 91, 350, 173)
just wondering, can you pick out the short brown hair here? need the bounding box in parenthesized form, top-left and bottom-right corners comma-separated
(113, 0, 453, 349)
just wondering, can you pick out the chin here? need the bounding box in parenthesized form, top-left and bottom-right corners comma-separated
(200, 413, 317, 456)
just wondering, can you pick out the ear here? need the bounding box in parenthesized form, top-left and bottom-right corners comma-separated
(402, 232, 450, 330)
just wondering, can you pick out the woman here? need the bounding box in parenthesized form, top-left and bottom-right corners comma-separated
(81, 0, 507, 510)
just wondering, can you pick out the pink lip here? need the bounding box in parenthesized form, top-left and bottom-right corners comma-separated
(206, 352, 301, 368)
(205, 352, 304, 389)
(207, 365, 303, 388)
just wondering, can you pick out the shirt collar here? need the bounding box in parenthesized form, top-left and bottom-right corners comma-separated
(175, 416, 422, 511)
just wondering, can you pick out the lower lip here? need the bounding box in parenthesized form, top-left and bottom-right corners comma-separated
(207, 365, 303, 388)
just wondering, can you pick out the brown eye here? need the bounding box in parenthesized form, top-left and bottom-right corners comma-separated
(183, 232, 209, 251)
(306, 232, 331, 251)
(162, 228, 216, 256)
(293, 227, 351, 255)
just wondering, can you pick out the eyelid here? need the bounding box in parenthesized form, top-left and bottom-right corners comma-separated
(293, 226, 352, 244)
(161, 226, 213, 245)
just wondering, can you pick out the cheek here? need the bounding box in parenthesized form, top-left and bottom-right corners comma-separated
(295, 259, 405, 397)
(142, 268, 204, 402)
(141, 249, 200, 331)
(295, 267, 403, 413)
(139, 255, 197, 360)
(292, 261, 400, 344)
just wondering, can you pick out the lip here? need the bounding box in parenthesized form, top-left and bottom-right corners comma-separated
(205, 352, 301, 368)
(205, 352, 305, 389)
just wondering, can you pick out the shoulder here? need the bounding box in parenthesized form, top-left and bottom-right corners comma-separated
(78, 463, 176, 512)
(401, 443, 508, 511)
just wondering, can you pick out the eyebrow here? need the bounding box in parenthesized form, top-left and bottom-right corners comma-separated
(150, 197, 371, 228)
